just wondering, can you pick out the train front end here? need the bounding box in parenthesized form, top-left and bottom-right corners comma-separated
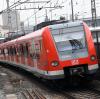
(43, 21, 99, 81)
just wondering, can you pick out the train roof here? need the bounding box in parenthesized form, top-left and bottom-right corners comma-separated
(0, 28, 44, 47)
(0, 21, 84, 47)
(48, 21, 83, 30)
(17, 29, 43, 42)
(33, 20, 68, 31)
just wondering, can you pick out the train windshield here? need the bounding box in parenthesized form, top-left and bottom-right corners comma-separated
(50, 24, 88, 60)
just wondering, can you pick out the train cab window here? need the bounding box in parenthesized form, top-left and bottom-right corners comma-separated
(51, 25, 88, 60)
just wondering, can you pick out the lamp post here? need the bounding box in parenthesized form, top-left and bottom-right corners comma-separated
(71, 0, 74, 21)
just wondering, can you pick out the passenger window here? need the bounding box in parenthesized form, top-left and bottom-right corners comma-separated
(35, 40, 42, 53)
(4, 48, 8, 54)
(8, 48, 10, 55)
(0, 49, 1, 54)
(20, 44, 24, 55)
(10, 46, 13, 55)
(16, 46, 20, 56)
(23, 43, 29, 57)
(13, 47, 16, 55)
(2, 49, 5, 55)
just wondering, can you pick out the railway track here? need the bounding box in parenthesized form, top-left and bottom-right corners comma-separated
(0, 65, 100, 99)
(65, 89, 100, 99)
(57, 83, 100, 99)
(21, 89, 46, 99)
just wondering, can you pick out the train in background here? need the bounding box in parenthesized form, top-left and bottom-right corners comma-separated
(90, 26, 100, 62)
(0, 21, 99, 83)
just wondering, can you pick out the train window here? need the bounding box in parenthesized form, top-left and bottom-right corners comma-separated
(10, 46, 13, 55)
(29, 39, 42, 59)
(13, 47, 16, 55)
(20, 44, 24, 55)
(51, 25, 83, 35)
(34, 40, 42, 59)
(8, 48, 11, 55)
(11, 47, 16, 55)
(0, 49, 2, 54)
(8, 48, 10, 55)
(26, 43, 29, 56)
(17, 45, 23, 56)
(29, 39, 34, 55)
(4, 48, 8, 54)
(17, 46, 20, 56)
(51, 25, 88, 60)
(0, 49, 1, 54)
(35, 40, 42, 53)
(8, 46, 16, 56)
(23, 43, 29, 57)
(29, 40, 35, 58)
(1, 49, 5, 55)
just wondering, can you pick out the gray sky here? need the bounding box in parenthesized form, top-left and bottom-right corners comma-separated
(0, 0, 100, 26)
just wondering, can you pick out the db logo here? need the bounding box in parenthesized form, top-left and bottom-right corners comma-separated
(71, 60, 79, 65)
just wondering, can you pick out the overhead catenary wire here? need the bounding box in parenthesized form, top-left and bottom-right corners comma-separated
(0, 0, 29, 14)
(23, 0, 51, 23)
(23, 0, 67, 24)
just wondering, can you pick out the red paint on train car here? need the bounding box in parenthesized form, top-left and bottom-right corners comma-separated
(0, 21, 99, 80)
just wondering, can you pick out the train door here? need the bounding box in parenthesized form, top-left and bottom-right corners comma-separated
(23, 42, 30, 65)
(4, 47, 8, 61)
(0, 49, 2, 60)
(16, 44, 21, 64)
(29, 38, 42, 68)
(17, 43, 26, 64)
(6, 47, 9, 61)
(9, 46, 15, 62)
(32, 37, 43, 68)
(19, 44, 25, 65)
(1, 48, 5, 60)
(13, 46, 17, 62)
(29, 38, 37, 68)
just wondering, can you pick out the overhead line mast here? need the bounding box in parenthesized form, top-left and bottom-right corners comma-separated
(6, 0, 12, 32)
(91, 0, 97, 26)
(91, 0, 99, 59)
(71, 0, 74, 21)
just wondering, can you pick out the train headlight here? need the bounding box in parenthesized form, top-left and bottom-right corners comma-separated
(51, 61, 59, 66)
(90, 55, 96, 61)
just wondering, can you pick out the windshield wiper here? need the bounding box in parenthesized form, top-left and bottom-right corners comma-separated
(69, 39, 83, 53)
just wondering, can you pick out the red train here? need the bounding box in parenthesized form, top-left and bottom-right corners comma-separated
(0, 21, 99, 81)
